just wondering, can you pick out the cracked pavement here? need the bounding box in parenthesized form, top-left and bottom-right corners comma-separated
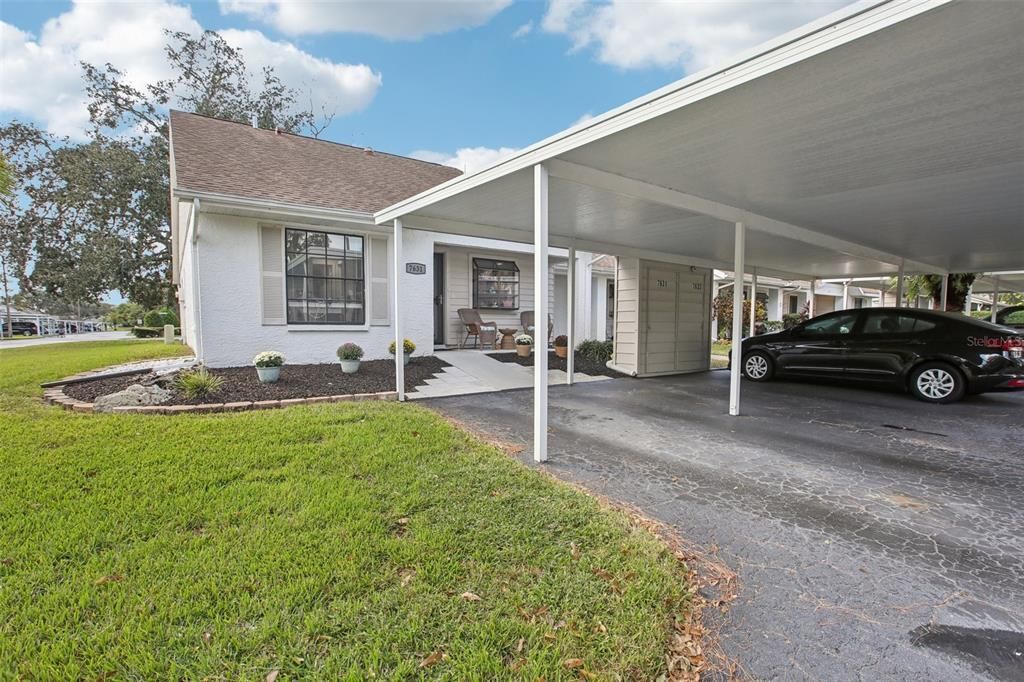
(424, 371, 1024, 680)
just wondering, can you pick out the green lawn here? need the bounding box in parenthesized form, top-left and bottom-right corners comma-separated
(0, 341, 688, 680)
(711, 341, 732, 356)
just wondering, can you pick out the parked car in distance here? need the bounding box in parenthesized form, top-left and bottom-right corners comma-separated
(995, 305, 1024, 331)
(740, 308, 1024, 403)
(7, 321, 38, 336)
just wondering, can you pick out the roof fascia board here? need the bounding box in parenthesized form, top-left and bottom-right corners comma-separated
(177, 188, 376, 225)
(375, 0, 949, 223)
(546, 159, 944, 274)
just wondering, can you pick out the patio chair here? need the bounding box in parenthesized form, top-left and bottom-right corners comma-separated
(457, 308, 498, 349)
(520, 311, 553, 345)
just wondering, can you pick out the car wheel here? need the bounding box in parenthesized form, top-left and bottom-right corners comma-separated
(743, 351, 774, 382)
(909, 362, 965, 403)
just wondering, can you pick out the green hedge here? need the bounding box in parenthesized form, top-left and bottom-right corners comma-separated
(131, 326, 181, 338)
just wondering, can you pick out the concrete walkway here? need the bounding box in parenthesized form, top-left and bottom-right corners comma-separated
(407, 349, 609, 399)
(0, 331, 133, 349)
(425, 372, 1024, 680)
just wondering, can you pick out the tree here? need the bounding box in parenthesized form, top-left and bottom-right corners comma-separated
(105, 302, 146, 328)
(904, 274, 976, 312)
(0, 29, 322, 311)
(0, 151, 16, 338)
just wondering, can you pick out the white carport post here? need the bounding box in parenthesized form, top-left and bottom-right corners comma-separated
(895, 263, 905, 308)
(729, 222, 746, 417)
(533, 164, 549, 462)
(393, 218, 405, 402)
(842, 281, 850, 310)
(940, 276, 948, 311)
(990, 276, 1000, 323)
(566, 246, 576, 385)
(749, 268, 758, 336)
(809, 279, 816, 317)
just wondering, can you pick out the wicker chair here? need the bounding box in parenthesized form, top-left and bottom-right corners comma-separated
(520, 311, 553, 345)
(457, 309, 498, 349)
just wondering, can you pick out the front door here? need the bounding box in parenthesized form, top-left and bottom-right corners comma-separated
(433, 253, 445, 346)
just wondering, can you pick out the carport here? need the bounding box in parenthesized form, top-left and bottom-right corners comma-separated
(377, 0, 1024, 462)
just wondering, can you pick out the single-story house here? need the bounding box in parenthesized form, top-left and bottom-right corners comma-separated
(168, 112, 613, 367)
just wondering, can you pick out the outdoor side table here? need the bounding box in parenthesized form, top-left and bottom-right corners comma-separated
(499, 328, 518, 350)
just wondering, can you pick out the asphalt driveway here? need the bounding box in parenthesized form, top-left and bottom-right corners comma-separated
(425, 371, 1024, 680)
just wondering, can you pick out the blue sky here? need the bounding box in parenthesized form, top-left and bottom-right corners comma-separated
(1, 1, 850, 171)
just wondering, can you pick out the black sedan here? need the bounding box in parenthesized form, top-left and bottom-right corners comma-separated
(995, 305, 1024, 331)
(739, 308, 1024, 403)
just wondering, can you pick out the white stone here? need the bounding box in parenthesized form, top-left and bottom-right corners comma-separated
(93, 383, 172, 413)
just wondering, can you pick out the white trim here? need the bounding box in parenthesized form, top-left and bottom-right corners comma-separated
(177, 188, 377, 226)
(375, 0, 947, 225)
(394, 219, 405, 401)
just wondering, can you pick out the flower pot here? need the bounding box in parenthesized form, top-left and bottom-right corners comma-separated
(339, 359, 361, 374)
(256, 366, 280, 383)
(516, 344, 532, 358)
(403, 352, 411, 366)
(554, 346, 568, 359)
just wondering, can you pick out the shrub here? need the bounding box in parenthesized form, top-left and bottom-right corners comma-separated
(763, 320, 784, 333)
(388, 339, 416, 355)
(337, 343, 364, 361)
(143, 307, 179, 328)
(576, 339, 612, 363)
(514, 334, 533, 346)
(175, 368, 224, 399)
(131, 326, 180, 338)
(1005, 310, 1024, 324)
(253, 351, 284, 368)
(553, 335, 568, 348)
(782, 313, 805, 330)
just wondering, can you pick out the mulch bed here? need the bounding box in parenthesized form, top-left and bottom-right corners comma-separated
(488, 350, 626, 378)
(62, 357, 449, 405)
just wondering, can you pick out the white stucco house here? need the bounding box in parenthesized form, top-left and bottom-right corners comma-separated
(168, 111, 613, 367)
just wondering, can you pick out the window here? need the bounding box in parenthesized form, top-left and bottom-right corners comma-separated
(788, 295, 799, 314)
(285, 228, 364, 324)
(861, 312, 937, 335)
(473, 258, 520, 310)
(801, 312, 858, 335)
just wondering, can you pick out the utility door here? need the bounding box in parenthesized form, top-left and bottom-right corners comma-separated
(640, 262, 711, 376)
(642, 266, 679, 374)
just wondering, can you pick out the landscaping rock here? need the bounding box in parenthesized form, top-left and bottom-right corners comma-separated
(93, 383, 171, 413)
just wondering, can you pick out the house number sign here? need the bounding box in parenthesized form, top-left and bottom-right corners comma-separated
(405, 262, 427, 275)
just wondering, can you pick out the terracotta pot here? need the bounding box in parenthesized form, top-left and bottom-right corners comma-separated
(554, 345, 568, 359)
(516, 344, 532, 358)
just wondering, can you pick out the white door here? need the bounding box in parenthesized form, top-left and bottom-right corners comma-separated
(643, 267, 680, 374)
(675, 269, 708, 372)
(642, 263, 709, 375)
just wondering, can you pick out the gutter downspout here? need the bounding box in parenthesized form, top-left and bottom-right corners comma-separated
(605, 360, 638, 377)
(191, 198, 204, 363)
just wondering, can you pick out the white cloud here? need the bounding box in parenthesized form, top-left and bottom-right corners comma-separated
(541, 0, 851, 71)
(411, 146, 520, 174)
(512, 21, 533, 39)
(220, 0, 512, 39)
(571, 112, 595, 127)
(0, 0, 381, 139)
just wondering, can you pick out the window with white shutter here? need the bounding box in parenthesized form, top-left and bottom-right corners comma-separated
(369, 236, 390, 326)
(259, 225, 286, 325)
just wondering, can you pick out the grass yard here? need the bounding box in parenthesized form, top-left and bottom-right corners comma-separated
(711, 341, 732, 356)
(0, 341, 689, 680)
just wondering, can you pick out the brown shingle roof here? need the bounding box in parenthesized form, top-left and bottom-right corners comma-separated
(169, 110, 461, 214)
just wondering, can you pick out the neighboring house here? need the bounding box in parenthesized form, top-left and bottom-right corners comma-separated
(169, 112, 609, 367)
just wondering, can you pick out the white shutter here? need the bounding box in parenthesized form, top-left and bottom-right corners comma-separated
(260, 225, 286, 325)
(369, 236, 390, 326)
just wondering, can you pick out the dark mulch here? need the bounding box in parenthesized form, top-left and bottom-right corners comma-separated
(62, 357, 450, 405)
(488, 350, 626, 378)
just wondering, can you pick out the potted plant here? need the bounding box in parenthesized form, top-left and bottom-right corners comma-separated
(389, 338, 416, 365)
(253, 351, 284, 383)
(337, 343, 364, 374)
(515, 333, 533, 357)
(553, 334, 569, 359)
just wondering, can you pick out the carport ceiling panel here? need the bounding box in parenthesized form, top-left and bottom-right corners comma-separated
(560, 2, 1024, 269)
